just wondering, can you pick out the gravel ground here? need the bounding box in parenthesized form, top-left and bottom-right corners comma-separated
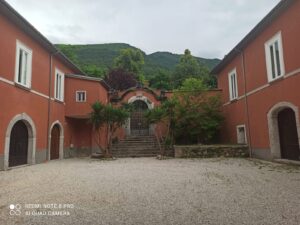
(0, 157, 299, 225)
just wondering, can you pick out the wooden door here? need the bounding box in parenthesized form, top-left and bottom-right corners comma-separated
(50, 125, 60, 160)
(278, 108, 300, 160)
(9, 121, 28, 167)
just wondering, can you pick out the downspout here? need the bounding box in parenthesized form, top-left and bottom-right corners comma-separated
(47, 51, 59, 161)
(235, 48, 253, 158)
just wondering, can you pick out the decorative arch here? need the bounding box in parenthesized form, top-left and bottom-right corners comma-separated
(267, 102, 300, 159)
(128, 95, 154, 110)
(4, 113, 36, 170)
(48, 120, 64, 160)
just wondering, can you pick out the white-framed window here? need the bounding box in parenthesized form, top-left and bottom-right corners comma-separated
(54, 68, 64, 101)
(228, 68, 238, 101)
(76, 91, 86, 102)
(236, 125, 247, 144)
(265, 32, 285, 82)
(14, 40, 32, 88)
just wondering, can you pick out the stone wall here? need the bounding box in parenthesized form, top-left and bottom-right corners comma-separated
(64, 147, 96, 158)
(174, 145, 249, 158)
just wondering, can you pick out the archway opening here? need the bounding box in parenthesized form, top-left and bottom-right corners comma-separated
(50, 124, 60, 160)
(9, 120, 29, 167)
(278, 108, 300, 160)
(130, 100, 149, 136)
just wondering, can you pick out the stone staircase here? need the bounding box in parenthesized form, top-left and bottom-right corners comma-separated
(111, 136, 161, 158)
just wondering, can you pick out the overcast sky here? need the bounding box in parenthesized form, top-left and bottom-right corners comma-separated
(7, 0, 280, 59)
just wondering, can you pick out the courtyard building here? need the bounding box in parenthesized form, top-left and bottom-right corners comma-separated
(0, 0, 110, 170)
(212, 0, 300, 161)
(1, 0, 300, 171)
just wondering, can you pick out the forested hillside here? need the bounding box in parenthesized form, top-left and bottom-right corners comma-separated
(55, 43, 220, 78)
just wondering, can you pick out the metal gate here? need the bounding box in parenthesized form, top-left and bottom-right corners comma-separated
(130, 100, 149, 136)
(9, 120, 28, 167)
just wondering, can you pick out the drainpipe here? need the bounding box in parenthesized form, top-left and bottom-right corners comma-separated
(234, 48, 253, 158)
(47, 51, 59, 161)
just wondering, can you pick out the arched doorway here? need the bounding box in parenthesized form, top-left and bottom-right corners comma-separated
(268, 102, 300, 160)
(130, 100, 149, 136)
(278, 108, 300, 160)
(4, 113, 36, 170)
(9, 121, 28, 167)
(50, 124, 60, 160)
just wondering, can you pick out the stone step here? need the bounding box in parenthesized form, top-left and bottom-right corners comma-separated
(111, 146, 165, 151)
(113, 145, 157, 149)
(124, 138, 156, 142)
(114, 148, 173, 152)
(125, 135, 155, 139)
(113, 142, 157, 146)
(125, 137, 156, 140)
(110, 135, 169, 158)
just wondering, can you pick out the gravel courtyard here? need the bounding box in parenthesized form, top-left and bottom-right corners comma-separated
(0, 157, 299, 225)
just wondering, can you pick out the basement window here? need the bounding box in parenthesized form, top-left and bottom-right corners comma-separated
(237, 125, 247, 144)
(265, 32, 285, 82)
(15, 40, 32, 88)
(228, 68, 238, 101)
(76, 91, 86, 102)
(54, 69, 64, 102)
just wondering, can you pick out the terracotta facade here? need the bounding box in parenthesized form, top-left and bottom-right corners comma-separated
(214, 0, 300, 160)
(0, 2, 110, 170)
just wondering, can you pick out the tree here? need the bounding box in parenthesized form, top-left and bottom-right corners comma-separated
(89, 101, 106, 154)
(173, 49, 212, 88)
(104, 68, 137, 91)
(57, 44, 79, 65)
(82, 64, 106, 78)
(174, 78, 223, 144)
(90, 102, 130, 157)
(179, 77, 206, 92)
(104, 104, 130, 154)
(146, 77, 223, 147)
(145, 98, 178, 155)
(114, 48, 145, 81)
(148, 69, 173, 90)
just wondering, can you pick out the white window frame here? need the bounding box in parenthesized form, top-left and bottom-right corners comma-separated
(54, 68, 64, 102)
(14, 40, 32, 88)
(76, 91, 87, 102)
(264, 32, 285, 82)
(236, 124, 247, 144)
(228, 68, 238, 101)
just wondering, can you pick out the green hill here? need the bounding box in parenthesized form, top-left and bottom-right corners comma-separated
(55, 43, 220, 78)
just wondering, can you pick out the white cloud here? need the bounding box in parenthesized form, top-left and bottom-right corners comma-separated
(6, 0, 280, 58)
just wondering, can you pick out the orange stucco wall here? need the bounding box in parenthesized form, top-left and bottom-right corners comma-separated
(65, 77, 108, 117)
(217, 0, 300, 159)
(0, 12, 78, 162)
(64, 77, 109, 151)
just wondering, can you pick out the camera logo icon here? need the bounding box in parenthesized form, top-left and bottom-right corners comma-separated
(9, 204, 21, 216)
